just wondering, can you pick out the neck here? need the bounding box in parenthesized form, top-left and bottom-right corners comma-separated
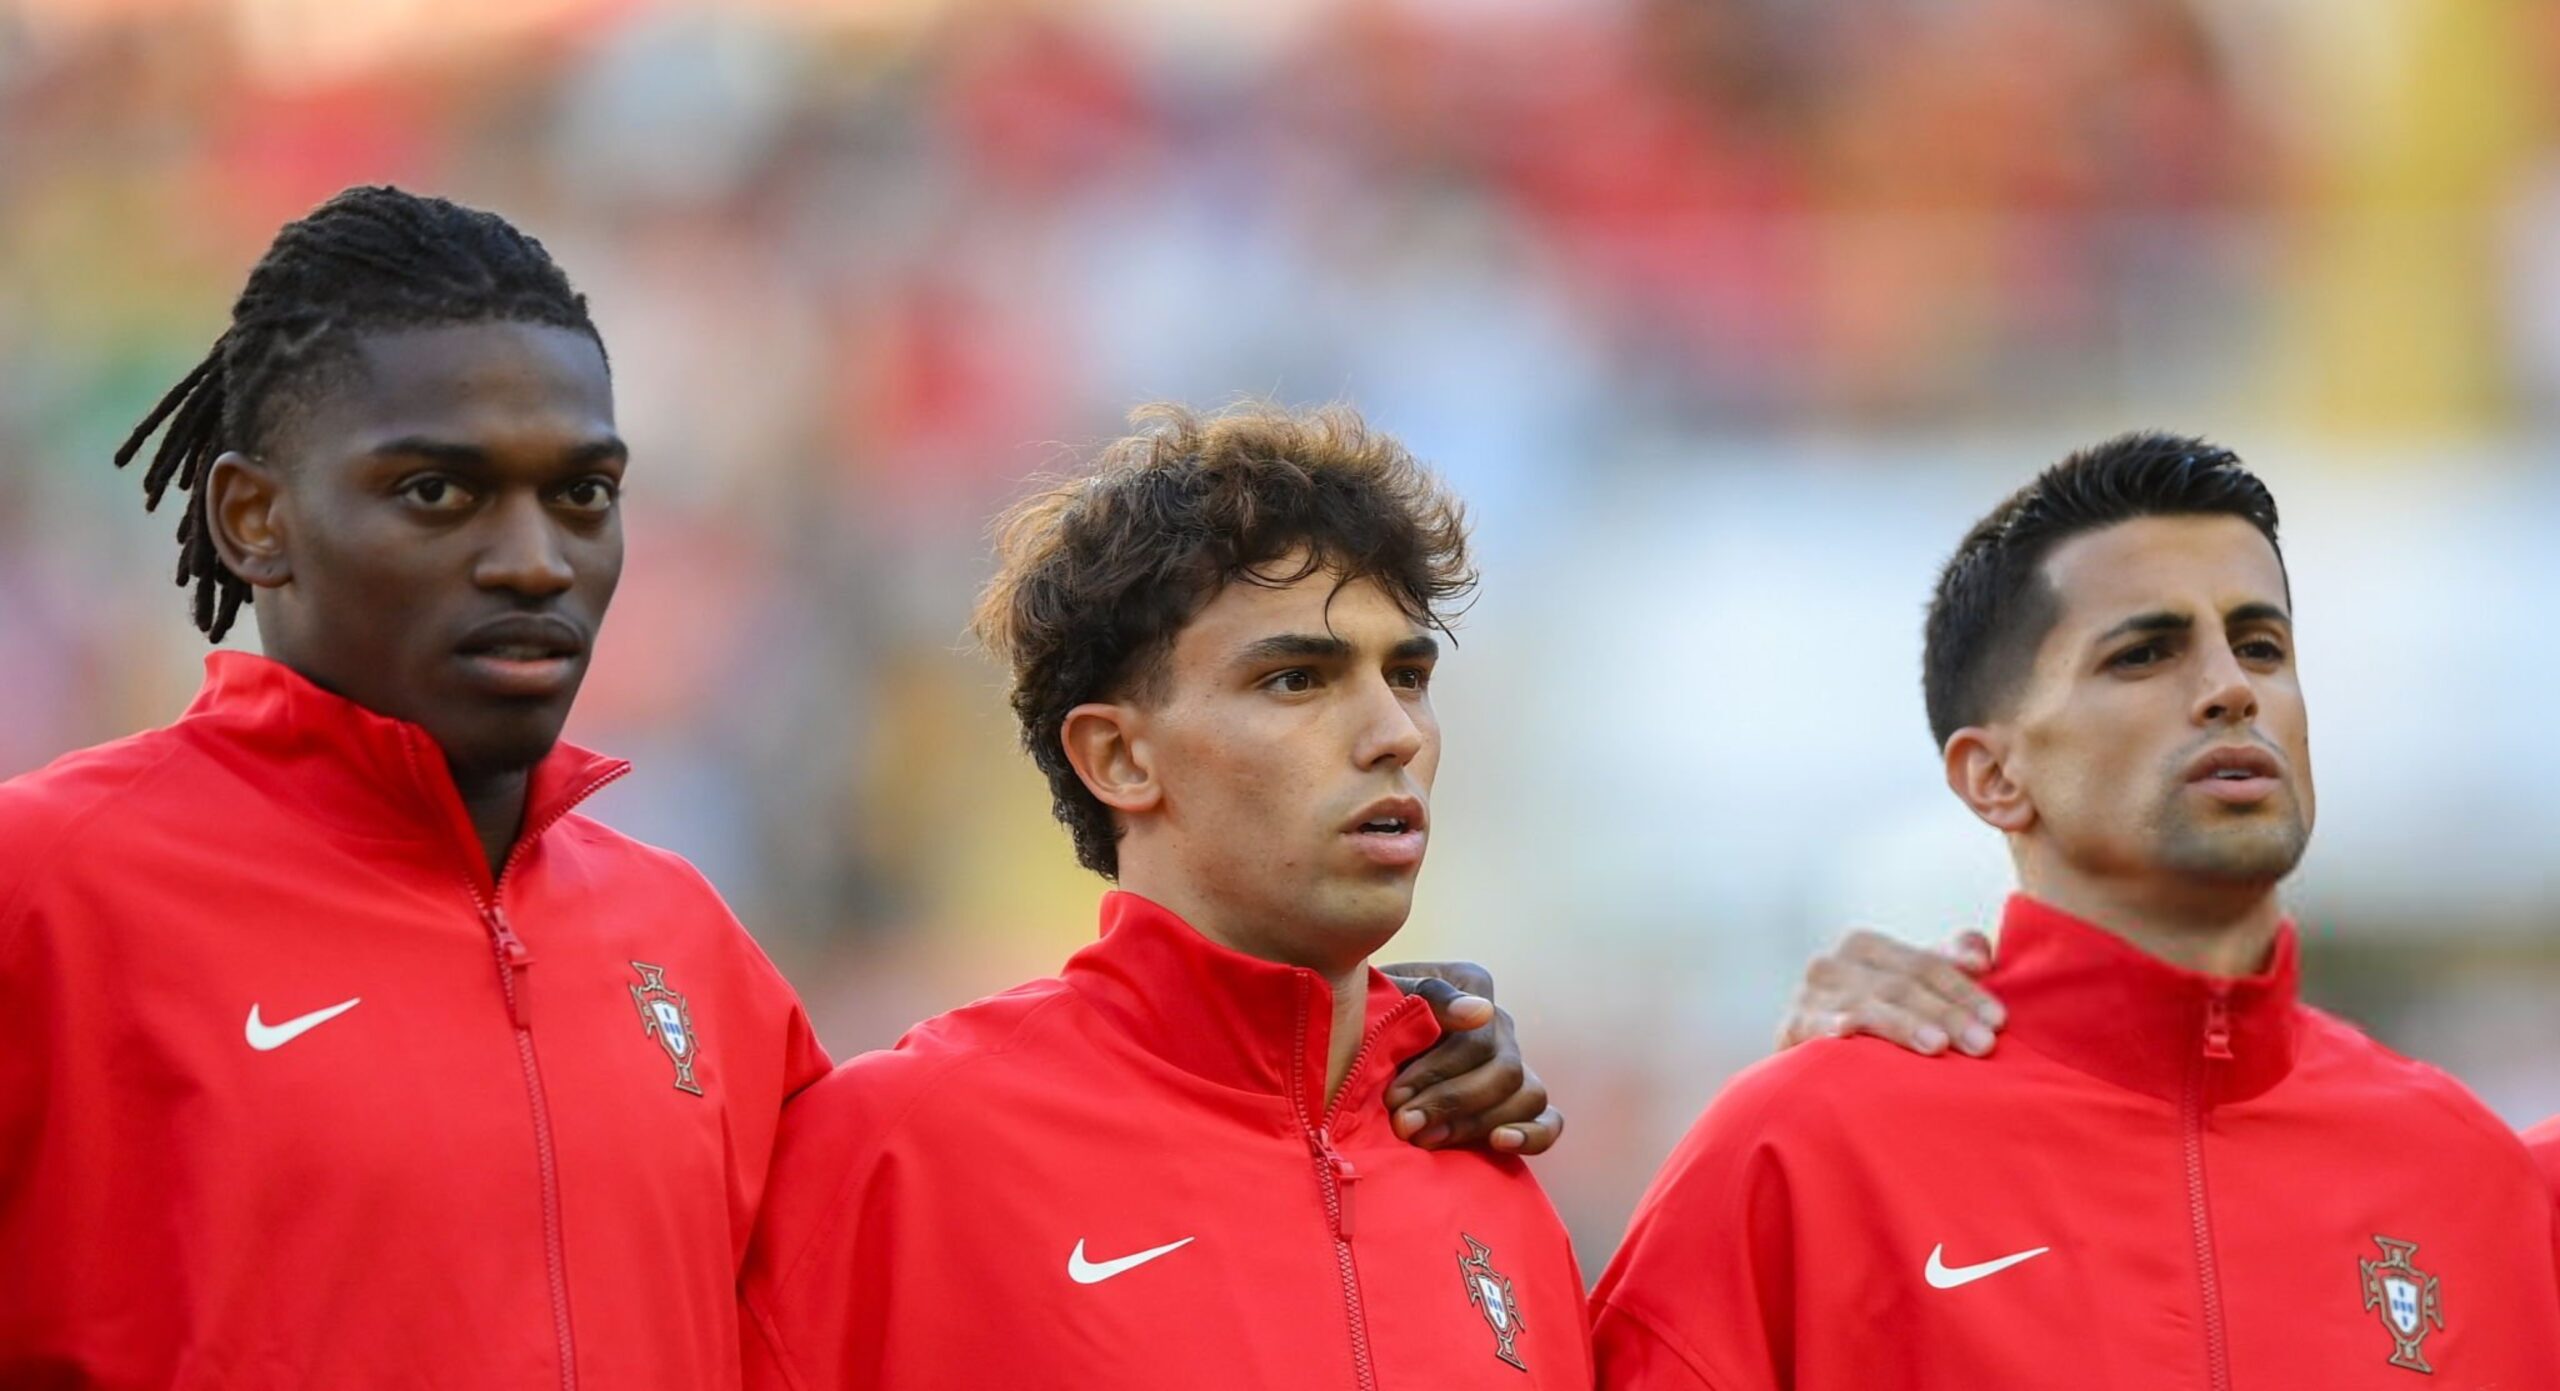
(2016, 865, 2284, 977)
(1320, 963, 1369, 1105)
(1116, 862, 1384, 1102)
(451, 761, 531, 881)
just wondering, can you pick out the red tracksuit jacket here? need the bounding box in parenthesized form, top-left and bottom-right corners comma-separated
(739, 890, 1594, 1389)
(2532, 1117, 2560, 1273)
(0, 654, 831, 1389)
(1590, 895, 2560, 1390)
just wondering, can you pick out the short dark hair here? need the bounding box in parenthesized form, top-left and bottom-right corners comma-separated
(972, 402, 1476, 878)
(114, 185, 604, 641)
(1922, 431, 2283, 747)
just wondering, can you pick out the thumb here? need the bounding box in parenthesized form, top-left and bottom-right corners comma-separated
(1396, 974, 1495, 1031)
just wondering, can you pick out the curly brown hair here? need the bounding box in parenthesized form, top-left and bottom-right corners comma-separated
(973, 401, 1477, 878)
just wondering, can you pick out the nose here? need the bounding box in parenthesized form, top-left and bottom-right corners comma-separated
(2191, 640, 2259, 728)
(1352, 677, 1427, 771)
(472, 493, 575, 599)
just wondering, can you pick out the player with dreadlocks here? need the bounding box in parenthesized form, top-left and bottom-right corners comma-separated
(0, 183, 829, 1389)
(0, 186, 1564, 1388)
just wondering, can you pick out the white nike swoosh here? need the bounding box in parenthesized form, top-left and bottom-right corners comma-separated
(1925, 1242, 2050, 1289)
(245, 998, 363, 1051)
(1067, 1236, 1195, 1285)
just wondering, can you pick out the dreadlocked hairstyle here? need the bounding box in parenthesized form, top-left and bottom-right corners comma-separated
(115, 185, 604, 642)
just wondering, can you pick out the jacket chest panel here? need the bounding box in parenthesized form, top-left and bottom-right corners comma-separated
(880, 1105, 1582, 1388)
(505, 908, 733, 1206)
(1792, 1073, 2560, 1389)
(2206, 1121, 2560, 1386)
(76, 867, 536, 1180)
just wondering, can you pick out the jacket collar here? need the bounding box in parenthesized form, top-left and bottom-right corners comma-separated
(1062, 891, 1439, 1138)
(1988, 893, 2301, 1105)
(174, 652, 629, 888)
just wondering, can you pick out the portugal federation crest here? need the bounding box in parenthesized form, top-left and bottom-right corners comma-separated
(629, 961, 704, 1096)
(1458, 1234, 1527, 1372)
(2358, 1236, 2444, 1374)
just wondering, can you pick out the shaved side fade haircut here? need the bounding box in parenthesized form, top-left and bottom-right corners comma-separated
(973, 402, 1476, 878)
(1922, 430, 2284, 748)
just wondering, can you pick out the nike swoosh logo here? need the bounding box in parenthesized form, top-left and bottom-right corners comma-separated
(245, 998, 363, 1051)
(1925, 1242, 2050, 1289)
(1068, 1236, 1195, 1284)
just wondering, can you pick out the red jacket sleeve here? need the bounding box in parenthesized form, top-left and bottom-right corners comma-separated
(0, 779, 57, 1192)
(2526, 1117, 2560, 1282)
(738, 1040, 958, 1391)
(2527, 1117, 2560, 1203)
(1591, 1052, 1827, 1391)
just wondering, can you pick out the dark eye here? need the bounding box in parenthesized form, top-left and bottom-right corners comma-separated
(399, 476, 472, 512)
(2238, 638, 2286, 663)
(560, 478, 620, 513)
(1388, 666, 1431, 691)
(2110, 642, 2164, 670)
(1266, 669, 1315, 694)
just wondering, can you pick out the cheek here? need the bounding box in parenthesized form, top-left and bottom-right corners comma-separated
(1409, 722, 1443, 791)
(579, 528, 625, 604)
(294, 528, 437, 634)
(1156, 710, 1289, 816)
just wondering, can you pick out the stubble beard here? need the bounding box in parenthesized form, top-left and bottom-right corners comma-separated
(2152, 795, 2310, 886)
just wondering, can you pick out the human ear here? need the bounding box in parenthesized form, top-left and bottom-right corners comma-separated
(1060, 702, 1160, 815)
(1944, 727, 2034, 834)
(204, 451, 293, 589)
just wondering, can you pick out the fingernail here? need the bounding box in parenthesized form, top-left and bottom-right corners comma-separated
(1960, 1024, 1995, 1055)
(1978, 1001, 2007, 1028)
(1916, 1026, 1949, 1054)
(1415, 1123, 1450, 1147)
(1490, 1128, 1523, 1152)
(1397, 1108, 1427, 1135)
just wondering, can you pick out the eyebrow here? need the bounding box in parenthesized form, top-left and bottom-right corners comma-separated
(365, 436, 629, 468)
(2093, 601, 2292, 646)
(1230, 632, 1440, 666)
(2224, 601, 2292, 630)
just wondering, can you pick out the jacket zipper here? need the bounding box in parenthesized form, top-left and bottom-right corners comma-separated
(452, 760, 629, 1391)
(2183, 987, 2235, 1391)
(1292, 981, 1420, 1391)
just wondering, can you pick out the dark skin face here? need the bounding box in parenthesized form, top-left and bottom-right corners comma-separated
(203, 321, 625, 876)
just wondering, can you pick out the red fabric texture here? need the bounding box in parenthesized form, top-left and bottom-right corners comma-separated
(1592, 894, 2560, 1389)
(740, 889, 1594, 1389)
(0, 653, 831, 1389)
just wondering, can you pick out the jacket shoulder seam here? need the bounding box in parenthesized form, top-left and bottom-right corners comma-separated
(2296, 1007, 2528, 1152)
(767, 984, 1085, 1296)
(0, 735, 201, 963)
(1593, 1293, 1730, 1388)
(738, 1289, 817, 1391)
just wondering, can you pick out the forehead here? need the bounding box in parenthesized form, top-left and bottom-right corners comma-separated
(293, 321, 614, 456)
(2040, 513, 2287, 635)
(1174, 563, 1425, 655)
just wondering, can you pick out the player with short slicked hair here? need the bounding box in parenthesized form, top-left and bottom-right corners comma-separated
(1593, 432, 2560, 1389)
(741, 402, 1590, 1390)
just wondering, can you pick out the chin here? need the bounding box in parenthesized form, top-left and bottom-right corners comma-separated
(1310, 885, 1417, 953)
(2160, 825, 2309, 884)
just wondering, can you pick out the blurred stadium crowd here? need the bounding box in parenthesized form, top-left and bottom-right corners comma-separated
(6, 0, 2560, 1261)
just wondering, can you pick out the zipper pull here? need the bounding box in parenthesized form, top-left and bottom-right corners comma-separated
(488, 906, 533, 1028)
(1317, 1126, 1359, 1239)
(2202, 991, 2234, 1061)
